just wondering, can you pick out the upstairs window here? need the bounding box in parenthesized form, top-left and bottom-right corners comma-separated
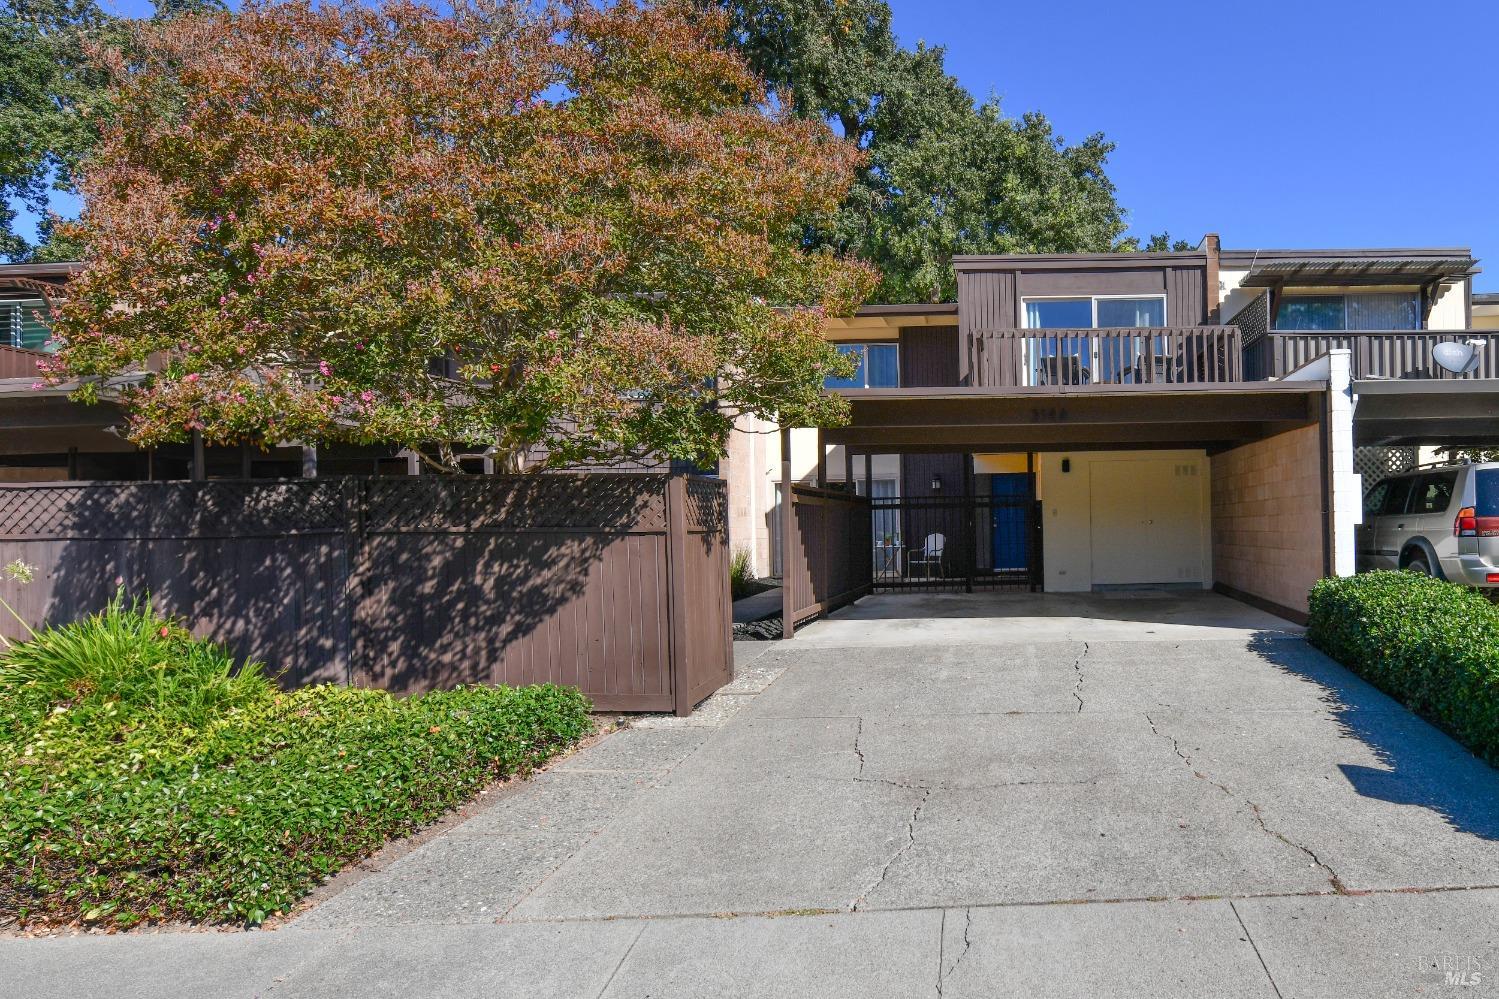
(1023, 296, 1167, 385)
(1, 298, 54, 352)
(1024, 296, 1166, 330)
(824, 342, 899, 389)
(1274, 292, 1419, 331)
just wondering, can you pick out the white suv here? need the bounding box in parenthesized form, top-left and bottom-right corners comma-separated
(1358, 461, 1499, 586)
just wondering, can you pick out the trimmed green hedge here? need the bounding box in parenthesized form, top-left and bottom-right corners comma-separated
(1308, 571, 1499, 764)
(0, 598, 592, 928)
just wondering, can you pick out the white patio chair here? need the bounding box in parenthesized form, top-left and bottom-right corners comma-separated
(908, 533, 945, 579)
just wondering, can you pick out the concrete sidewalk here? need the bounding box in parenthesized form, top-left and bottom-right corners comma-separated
(8, 892, 1496, 998)
(6, 594, 1498, 998)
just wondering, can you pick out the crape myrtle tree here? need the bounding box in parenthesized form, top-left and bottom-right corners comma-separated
(51, 0, 875, 470)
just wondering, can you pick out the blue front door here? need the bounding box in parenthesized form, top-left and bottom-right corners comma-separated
(991, 473, 1030, 570)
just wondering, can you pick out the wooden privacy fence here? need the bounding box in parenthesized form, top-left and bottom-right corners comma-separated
(0, 474, 732, 715)
(780, 484, 872, 637)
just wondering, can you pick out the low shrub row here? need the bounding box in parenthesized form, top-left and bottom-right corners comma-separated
(1307, 570, 1499, 764)
(0, 597, 592, 928)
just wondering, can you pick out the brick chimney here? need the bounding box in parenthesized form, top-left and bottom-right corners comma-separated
(1203, 233, 1221, 324)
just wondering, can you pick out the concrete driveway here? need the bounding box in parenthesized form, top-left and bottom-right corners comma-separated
(7, 592, 1499, 997)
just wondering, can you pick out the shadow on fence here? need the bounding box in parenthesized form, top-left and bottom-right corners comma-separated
(0, 474, 732, 715)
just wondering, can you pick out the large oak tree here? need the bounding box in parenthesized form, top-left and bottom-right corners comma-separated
(52, 0, 874, 469)
(715, 0, 1138, 303)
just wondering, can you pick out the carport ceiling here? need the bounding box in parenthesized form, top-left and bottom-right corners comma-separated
(1353, 380, 1499, 446)
(823, 383, 1326, 454)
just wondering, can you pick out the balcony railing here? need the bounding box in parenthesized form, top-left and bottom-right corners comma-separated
(962, 327, 1242, 389)
(0, 345, 49, 380)
(1250, 330, 1499, 381)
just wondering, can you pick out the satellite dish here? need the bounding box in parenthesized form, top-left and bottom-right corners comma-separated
(1433, 339, 1487, 375)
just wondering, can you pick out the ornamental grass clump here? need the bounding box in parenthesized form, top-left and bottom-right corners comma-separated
(0, 597, 592, 928)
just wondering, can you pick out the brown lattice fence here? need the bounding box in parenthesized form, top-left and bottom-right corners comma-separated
(0, 474, 731, 714)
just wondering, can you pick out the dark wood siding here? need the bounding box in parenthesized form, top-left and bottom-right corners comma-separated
(899, 327, 960, 387)
(955, 259, 1210, 333)
(959, 270, 1017, 331)
(1166, 266, 1208, 326)
(901, 452, 966, 500)
(1018, 268, 1166, 298)
(900, 452, 968, 579)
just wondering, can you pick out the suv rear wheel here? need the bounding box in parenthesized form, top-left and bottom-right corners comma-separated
(1403, 549, 1433, 576)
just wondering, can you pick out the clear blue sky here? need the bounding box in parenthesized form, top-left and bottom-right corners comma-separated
(887, 0, 1499, 290)
(25, 0, 1499, 291)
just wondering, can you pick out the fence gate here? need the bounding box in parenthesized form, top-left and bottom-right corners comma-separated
(870, 490, 1041, 594)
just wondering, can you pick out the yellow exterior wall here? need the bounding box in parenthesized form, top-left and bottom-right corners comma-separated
(1036, 450, 1212, 592)
(1428, 281, 1467, 330)
(973, 453, 1029, 475)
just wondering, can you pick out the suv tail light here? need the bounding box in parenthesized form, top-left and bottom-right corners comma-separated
(1456, 506, 1499, 538)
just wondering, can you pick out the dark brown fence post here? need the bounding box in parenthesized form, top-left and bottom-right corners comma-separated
(341, 476, 360, 687)
(963, 456, 976, 593)
(666, 475, 693, 717)
(780, 427, 795, 640)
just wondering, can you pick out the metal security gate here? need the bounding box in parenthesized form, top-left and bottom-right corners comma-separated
(870, 491, 1041, 593)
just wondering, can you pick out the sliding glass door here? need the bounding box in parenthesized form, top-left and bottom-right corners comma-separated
(1024, 296, 1166, 385)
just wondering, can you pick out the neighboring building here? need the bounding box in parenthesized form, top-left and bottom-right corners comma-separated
(1474, 291, 1499, 331)
(725, 236, 1498, 620)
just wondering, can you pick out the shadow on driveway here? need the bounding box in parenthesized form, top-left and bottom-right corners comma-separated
(1248, 633, 1499, 842)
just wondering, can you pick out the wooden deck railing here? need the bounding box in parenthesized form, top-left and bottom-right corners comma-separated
(962, 327, 1242, 388)
(1249, 330, 1499, 381)
(0, 345, 49, 379)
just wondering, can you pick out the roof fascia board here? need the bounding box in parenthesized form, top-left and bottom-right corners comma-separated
(954, 253, 1207, 273)
(1220, 247, 1473, 266)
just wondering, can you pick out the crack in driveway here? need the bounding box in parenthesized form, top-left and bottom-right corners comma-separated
(1071, 642, 1088, 712)
(853, 788, 932, 911)
(854, 717, 866, 776)
(936, 906, 974, 996)
(1144, 712, 1348, 894)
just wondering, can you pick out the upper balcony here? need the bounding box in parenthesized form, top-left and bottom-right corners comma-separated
(1247, 330, 1498, 382)
(960, 327, 1243, 389)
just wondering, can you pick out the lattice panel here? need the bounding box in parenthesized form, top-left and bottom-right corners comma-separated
(685, 477, 727, 532)
(362, 474, 669, 534)
(0, 480, 345, 540)
(1226, 289, 1269, 348)
(1354, 446, 1417, 484)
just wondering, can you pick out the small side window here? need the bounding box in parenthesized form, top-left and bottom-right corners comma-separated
(1411, 472, 1459, 515)
(1363, 480, 1391, 516)
(1381, 476, 1416, 516)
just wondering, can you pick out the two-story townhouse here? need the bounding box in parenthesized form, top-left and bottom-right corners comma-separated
(3, 238, 1494, 623)
(726, 236, 1495, 622)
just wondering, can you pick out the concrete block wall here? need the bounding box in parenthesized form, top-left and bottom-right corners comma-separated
(1209, 424, 1325, 617)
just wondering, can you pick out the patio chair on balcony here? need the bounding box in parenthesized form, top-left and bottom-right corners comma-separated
(1036, 355, 1091, 386)
(908, 533, 946, 579)
(1130, 353, 1175, 384)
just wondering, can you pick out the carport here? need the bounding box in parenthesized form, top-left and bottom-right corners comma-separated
(779, 371, 1357, 635)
